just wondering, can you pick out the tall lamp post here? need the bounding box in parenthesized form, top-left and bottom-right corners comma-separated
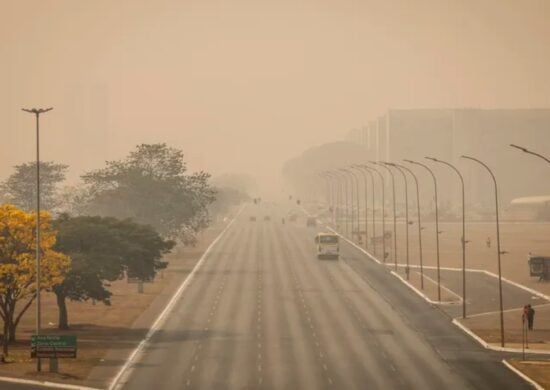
(372, 161, 398, 270)
(427, 156, 467, 319)
(397, 163, 424, 289)
(405, 159, 441, 300)
(328, 171, 342, 229)
(462, 155, 505, 347)
(22, 107, 53, 372)
(327, 171, 340, 227)
(325, 172, 338, 226)
(320, 173, 333, 224)
(347, 168, 361, 244)
(363, 164, 386, 262)
(353, 165, 375, 253)
(386, 162, 410, 280)
(338, 169, 352, 238)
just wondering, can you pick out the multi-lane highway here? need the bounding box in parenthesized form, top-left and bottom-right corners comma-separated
(111, 204, 530, 390)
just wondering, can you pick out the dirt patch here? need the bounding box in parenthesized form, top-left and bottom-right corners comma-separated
(0, 220, 228, 387)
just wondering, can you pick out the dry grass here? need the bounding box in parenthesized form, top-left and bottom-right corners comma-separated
(0, 224, 224, 386)
(508, 358, 550, 389)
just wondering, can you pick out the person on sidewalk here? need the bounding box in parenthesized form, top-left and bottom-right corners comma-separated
(527, 304, 535, 330)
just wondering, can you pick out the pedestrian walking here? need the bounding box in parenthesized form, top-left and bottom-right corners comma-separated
(527, 304, 535, 330)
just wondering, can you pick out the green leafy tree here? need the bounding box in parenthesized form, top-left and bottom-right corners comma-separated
(81, 144, 216, 239)
(53, 215, 174, 330)
(0, 205, 70, 356)
(1, 161, 68, 213)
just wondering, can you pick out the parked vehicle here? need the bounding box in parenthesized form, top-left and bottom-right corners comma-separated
(528, 254, 550, 281)
(249, 216, 256, 221)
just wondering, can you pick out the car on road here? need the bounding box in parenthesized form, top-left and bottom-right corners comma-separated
(314, 232, 339, 259)
(264, 216, 271, 221)
(306, 217, 317, 227)
(249, 216, 256, 221)
(289, 213, 298, 222)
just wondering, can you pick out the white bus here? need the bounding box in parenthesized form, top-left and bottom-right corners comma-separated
(314, 233, 339, 259)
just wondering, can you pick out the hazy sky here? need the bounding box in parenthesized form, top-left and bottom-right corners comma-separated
(1, 0, 550, 192)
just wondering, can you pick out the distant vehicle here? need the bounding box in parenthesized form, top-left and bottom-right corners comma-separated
(281, 218, 285, 224)
(306, 217, 317, 227)
(249, 216, 256, 221)
(314, 233, 339, 259)
(289, 214, 298, 222)
(264, 216, 271, 221)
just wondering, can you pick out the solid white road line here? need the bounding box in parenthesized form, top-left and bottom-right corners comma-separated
(108, 205, 246, 390)
(0, 376, 102, 390)
(416, 271, 463, 302)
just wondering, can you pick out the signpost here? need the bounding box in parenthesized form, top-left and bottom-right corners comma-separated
(31, 335, 77, 359)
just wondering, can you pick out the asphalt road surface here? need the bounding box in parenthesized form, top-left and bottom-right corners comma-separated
(0, 205, 533, 390)
(114, 205, 531, 390)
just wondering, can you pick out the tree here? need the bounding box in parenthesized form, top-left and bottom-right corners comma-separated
(53, 215, 174, 329)
(0, 205, 70, 356)
(81, 143, 215, 240)
(0, 161, 68, 213)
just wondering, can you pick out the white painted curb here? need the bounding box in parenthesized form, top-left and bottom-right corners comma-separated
(0, 376, 102, 390)
(502, 359, 545, 390)
(108, 205, 246, 390)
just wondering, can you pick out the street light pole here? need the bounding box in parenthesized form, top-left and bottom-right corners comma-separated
(405, 159, 441, 300)
(510, 144, 550, 164)
(386, 163, 410, 280)
(353, 165, 375, 253)
(22, 107, 53, 372)
(320, 173, 333, 224)
(329, 171, 343, 230)
(338, 169, 351, 238)
(347, 168, 361, 244)
(397, 163, 424, 289)
(427, 156, 467, 319)
(364, 164, 386, 262)
(372, 161, 397, 270)
(462, 155, 505, 347)
(325, 172, 337, 226)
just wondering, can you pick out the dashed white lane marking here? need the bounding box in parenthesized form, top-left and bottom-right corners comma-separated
(183, 274, 229, 386)
(288, 267, 334, 387)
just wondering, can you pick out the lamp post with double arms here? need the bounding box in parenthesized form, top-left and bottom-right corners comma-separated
(426, 156, 467, 319)
(372, 161, 398, 270)
(330, 171, 343, 230)
(22, 107, 53, 372)
(462, 155, 505, 347)
(386, 162, 410, 280)
(347, 168, 361, 243)
(338, 169, 352, 238)
(396, 162, 424, 289)
(320, 173, 333, 224)
(405, 159, 440, 299)
(319, 173, 331, 210)
(363, 164, 386, 262)
(353, 165, 375, 253)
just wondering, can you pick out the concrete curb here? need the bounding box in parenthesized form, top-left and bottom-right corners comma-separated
(0, 376, 102, 390)
(502, 359, 545, 390)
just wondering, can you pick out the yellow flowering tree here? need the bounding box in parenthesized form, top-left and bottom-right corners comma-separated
(0, 204, 71, 357)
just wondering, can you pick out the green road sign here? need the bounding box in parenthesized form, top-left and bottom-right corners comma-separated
(31, 335, 77, 358)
